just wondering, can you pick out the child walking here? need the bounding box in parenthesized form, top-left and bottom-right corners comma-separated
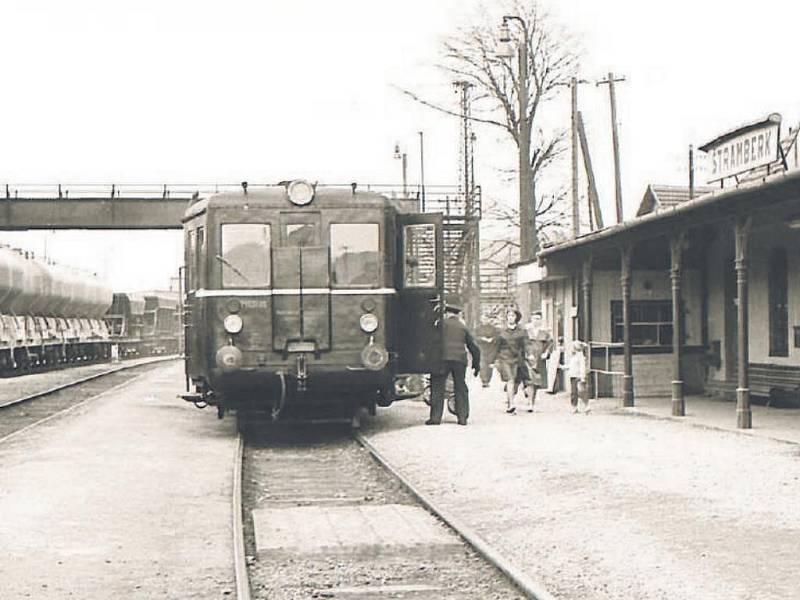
(566, 340, 589, 413)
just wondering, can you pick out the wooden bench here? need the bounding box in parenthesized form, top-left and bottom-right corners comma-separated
(749, 363, 800, 407)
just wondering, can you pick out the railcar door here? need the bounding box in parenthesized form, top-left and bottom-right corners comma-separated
(272, 212, 331, 352)
(395, 214, 443, 373)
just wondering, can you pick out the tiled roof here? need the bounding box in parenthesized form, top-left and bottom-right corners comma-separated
(636, 184, 715, 217)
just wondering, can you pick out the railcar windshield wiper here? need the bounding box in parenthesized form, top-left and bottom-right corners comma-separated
(215, 255, 250, 283)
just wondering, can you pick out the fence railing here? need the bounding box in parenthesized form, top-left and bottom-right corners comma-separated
(588, 340, 625, 399)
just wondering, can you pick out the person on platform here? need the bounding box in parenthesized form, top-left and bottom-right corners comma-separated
(474, 314, 499, 388)
(566, 340, 589, 413)
(426, 299, 481, 426)
(494, 308, 529, 415)
(524, 311, 554, 412)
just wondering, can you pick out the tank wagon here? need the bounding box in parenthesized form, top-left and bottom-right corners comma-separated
(181, 180, 445, 423)
(0, 246, 113, 374)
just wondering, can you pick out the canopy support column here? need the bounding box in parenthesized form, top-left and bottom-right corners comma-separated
(670, 231, 686, 416)
(620, 244, 634, 407)
(735, 215, 752, 429)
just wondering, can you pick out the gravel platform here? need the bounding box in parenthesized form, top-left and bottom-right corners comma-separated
(360, 379, 800, 599)
(243, 427, 526, 599)
(0, 361, 237, 599)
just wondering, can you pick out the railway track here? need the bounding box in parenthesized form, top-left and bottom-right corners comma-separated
(233, 423, 554, 600)
(0, 356, 179, 444)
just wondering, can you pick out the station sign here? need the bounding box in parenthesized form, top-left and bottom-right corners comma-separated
(699, 113, 781, 183)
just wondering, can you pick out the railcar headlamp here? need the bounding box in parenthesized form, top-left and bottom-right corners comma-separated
(287, 180, 315, 206)
(359, 313, 379, 333)
(223, 314, 244, 334)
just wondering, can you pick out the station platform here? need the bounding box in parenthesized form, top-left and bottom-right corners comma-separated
(0, 361, 237, 599)
(362, 377, 800, 600)
(616, 393, 800, 445)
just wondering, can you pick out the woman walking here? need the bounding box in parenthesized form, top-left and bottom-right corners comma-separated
(524, 311, 554, 412)
(494, 308, 529, 415)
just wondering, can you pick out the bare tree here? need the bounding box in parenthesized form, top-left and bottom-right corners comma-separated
(401, 0, 578, 261)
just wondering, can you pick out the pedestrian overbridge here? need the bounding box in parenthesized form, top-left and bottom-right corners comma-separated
(0, 183, 225, 229)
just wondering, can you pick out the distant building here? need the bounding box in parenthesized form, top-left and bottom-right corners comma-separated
(635, 184, 715, 217)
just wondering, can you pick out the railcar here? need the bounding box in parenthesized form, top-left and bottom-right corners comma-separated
(180, 180, 445, 423)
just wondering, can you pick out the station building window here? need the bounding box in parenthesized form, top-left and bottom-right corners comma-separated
(330, 223, 380, 287)
(611, 300, 675, 347)
(220, 224, 271, 288)
(768, 246, 789, 357)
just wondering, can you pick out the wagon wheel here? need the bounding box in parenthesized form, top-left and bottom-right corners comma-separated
(422, 376, 457, 416)
(445, 378, 457, 416)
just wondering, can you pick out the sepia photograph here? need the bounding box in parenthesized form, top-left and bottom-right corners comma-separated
(1, 1, 799, 598)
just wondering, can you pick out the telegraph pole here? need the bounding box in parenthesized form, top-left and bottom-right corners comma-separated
(597, 72, 626, 224)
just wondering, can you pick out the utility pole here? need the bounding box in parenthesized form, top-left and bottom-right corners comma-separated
(689, 144, 695, 200)
(576, 111, 604, 230)
(454, 79, 481, 326)
(418, 131, 426, 212)
(571, 77, 579, 238)
(570, 77, 591, 237)
(393, 142, 408, 197)
(454, 80, 475, 216)
(597, 72, 626, 224)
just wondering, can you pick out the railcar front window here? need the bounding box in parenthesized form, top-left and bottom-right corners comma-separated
(220, 224, 271, 288)
(286, 223, 318, 247)
(403, 224, 436, 288)
(330, 223, 380, 287)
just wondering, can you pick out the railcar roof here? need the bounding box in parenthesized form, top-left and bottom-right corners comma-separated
(182, 186, 411, 222)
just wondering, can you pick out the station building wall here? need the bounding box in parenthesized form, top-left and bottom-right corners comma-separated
(706, 221, 800, 384)
(585, 269, 703, 397)
(705, 228, 729, 384)
(589, 269, 703, 344)
(538, 277, 578, 346)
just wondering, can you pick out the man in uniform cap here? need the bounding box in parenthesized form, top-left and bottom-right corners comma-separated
(427, 297, 481, 426)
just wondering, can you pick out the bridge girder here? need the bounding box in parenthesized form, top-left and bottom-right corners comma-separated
(0, 197, 188, 230)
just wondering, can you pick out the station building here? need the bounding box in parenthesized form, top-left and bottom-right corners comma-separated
(518, 115, 800, 428)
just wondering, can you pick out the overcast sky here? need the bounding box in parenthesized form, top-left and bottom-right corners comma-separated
(1, 0, 798, 290)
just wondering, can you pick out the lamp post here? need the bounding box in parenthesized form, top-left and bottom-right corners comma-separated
(393, 142, 408, 197)
(498, 15, 535, 262)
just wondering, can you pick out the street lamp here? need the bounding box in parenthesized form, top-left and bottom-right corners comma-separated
(497, 14, 535, 261)
(497, 19, 513, 58)
(393, 142, 408, 197)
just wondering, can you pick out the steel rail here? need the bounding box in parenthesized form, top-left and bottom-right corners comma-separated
(0, 364, 167, 447)
(232, 433, 251, 600)
(353, 431, 557, 600)
(0, 355, 179, 410)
